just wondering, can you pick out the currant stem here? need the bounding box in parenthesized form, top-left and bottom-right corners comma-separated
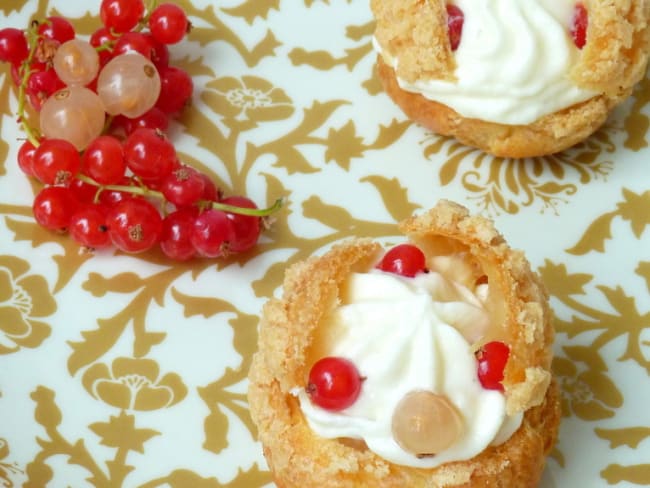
(16, 22, 43, 147)
(76, 174, 283, 217)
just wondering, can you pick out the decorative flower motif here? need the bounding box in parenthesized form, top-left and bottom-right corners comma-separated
(0, 256, 55, 354)
(82, 357, 187, 411)
(553, 347, 623, 421)
(202, 75, 293, 123)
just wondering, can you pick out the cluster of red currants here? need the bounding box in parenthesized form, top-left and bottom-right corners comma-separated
(306, 244, 510, 412)
(0, 0, 280, 261)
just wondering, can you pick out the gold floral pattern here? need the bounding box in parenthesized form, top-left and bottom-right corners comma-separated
(0, 256, 55, 354)
(82, 357, 187, 411)
(0, 1, 649, 487)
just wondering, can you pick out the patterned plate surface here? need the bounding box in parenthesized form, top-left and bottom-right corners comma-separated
(1, 1, 649, 487)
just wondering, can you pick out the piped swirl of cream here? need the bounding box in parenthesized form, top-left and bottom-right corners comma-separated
(294, 268, 522, 468)
(378, 0, 597, 125)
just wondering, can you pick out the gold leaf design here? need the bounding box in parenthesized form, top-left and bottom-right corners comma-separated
(601, 464, 650, 485)
(623, 71, 650, 150)
(567, 189, 650, 255)
(90, 411, 160, 452)
(82, 357, 188, 411)
(0, 438, 24, 486)
(596, 427, 650, 449)
(426, 129, 615, 214)
(0, 0, 31, 15)
(0, 256, 55, 354)
(184, 4, 280, 66)
(4, 216, 94, 292)
(360, 175, 419, 222)
(221, 0, 280, 24)
(138, 464, 270, 487)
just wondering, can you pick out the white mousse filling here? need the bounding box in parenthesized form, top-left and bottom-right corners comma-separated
(294, 267, 522, 468)
(376, 0, 598, 125)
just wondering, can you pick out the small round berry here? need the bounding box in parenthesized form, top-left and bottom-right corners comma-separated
(476, 341, 510, 391)
(69, 205, 111, 249)
(160, 208, 197, 261)
(107, 199, 163, 253)
(38, 17, 75, 44)
(123, 128, 177, 181)
(33, 186, 79, 231)
(391, 391, 463, 456)
(17, 140, 38, 177)
(191, 209, 235, 258)
(149, 3, 189, 45)
(32, 138, 81, 185)
(155, 65, 193, 114)
(306, 357, 362, 411)
(376, 243, 427, 277)
(223, 196, 261, 253)
(0, 28, 29, 66)
(82, 135, 126, 185)
(100, 0, 145, 33)
(161, 166, 205, 207)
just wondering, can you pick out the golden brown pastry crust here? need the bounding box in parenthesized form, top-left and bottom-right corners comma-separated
(248, 200, 560, 487)
(371, 0, 650, 158)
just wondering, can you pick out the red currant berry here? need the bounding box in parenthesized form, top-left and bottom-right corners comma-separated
(146, 34, 170, 68)
(38, 17, 75, 44)
(33, 186, 79, 231)
(121, 107, 170, 135)
(90, 26, 118, 66)
(376, 243, 427, 277)
(69, 205, 111, 248)
(100, 0, 145, 33)
(32, 138, 81, 185)
(306, 357, 363, 411)
(223, 196, 261, 253)
(571, 3, 588, 49)
(476, 341, 510, 391)
(107, 198, 163, 253)
(69, 177, 99, 204)
(82, 135, 126, 185)
(161, 166, 205, 207)
(160, 208, 198, 261)
(149, 3, 189, 45)
(155, 66, 193, 114)
(191, 209, 235, 258)
(17, 140, 38, 177)
(0, 28, 29, 66)
(26, 68, 65, 111)
(446, 4, 464, 51)
(198, 172, 221, 202)
(123, 128, 177, 182)
(113, 32, 154, 59)
(97, 177, 139, 209)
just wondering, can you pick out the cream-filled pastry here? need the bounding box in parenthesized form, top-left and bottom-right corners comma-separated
(248, 200, 560, 487)
(372, 0, 650, 157)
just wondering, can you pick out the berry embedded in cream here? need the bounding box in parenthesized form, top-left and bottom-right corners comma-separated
(374, 0, 598, 125)
(294, 247, 523, 469)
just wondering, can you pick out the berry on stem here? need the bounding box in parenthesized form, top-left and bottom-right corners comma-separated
(0, 28, 29, 66)
(149, 3, 189, 45)
(376, 243, 427, 277)
(476, 341, 510, 391)
(123, 128, 177, 181)
(223, 195, 261, 253)
(191, 209, 235, 258)
(100, 0, 145, 33)
(33, 186, 79, 231)
(38, 17, 75, 44)
(32, 138, 81, 185)
(69, 205, 110, 248)
(160, 207, 197, 261)
(107, 198, 163, 253)
(307, 357, 362, 411)
(82, 135, 126, 185)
